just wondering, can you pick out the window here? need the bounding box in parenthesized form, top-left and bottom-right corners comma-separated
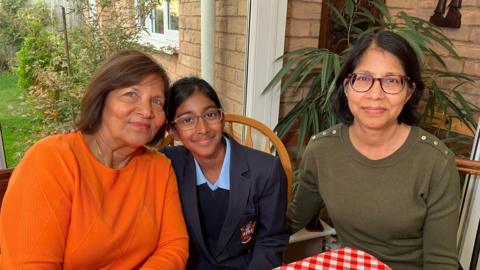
(138, 0, 179, 53)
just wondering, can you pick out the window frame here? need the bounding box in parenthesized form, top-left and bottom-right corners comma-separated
(137, 0, 179, 53)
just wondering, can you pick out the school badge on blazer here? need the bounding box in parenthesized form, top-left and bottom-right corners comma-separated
(240, 220, 257, 244)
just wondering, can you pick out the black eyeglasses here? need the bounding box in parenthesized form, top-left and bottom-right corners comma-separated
(172, 108, 223, 130)
(347, 73, 411, 95)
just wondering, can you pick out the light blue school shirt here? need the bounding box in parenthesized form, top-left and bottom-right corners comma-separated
(194, 136, 231, 191)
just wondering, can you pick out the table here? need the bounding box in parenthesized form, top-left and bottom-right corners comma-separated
(275, 247, 392, 270)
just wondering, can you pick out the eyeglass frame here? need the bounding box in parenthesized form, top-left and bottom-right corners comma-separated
(171, 108, 224, 131)
(346, 73, 412, 95)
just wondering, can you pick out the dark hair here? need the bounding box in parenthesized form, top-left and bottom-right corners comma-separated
(332, 31, 425, 125)
(167, 77, 222, 123)
(76, 49, 170, 146)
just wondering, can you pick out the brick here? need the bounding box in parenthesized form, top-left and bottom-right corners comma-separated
(386, 0, 417, 8)
(190, 30, 201, 44)
(462, 10, 480, 26)
(216, 17, 228, 33)
(443, 57, 465, 73)
(285, 37, 318, 51)
(178, 16, 186, 29)
(464, 60, 480, 77)
(442, 27, 472, 42)
(216, 65, 244, 88)
(289, 2, 322, 20)
(217, 33, 237, 51)
(287, 20, 311, 37)
(236, 35, 246, 52)
(216, 1, 238, 16)
(455, 44, 480, 59)
(463, 0, 476, 6)
(416, 9, 433, 21)
(216, 64, 236, 83)
(227, 17, 246, 34)
(215, 77, 244, 102)
(418, 0, 436, 8)
(179, 54, 200, 70)
(238, 0, 248, 16)
(184, 16, 200, 30)
(181, 2, 200, 16)
(221, 97, 243, 115)
(469, 27, 480, 44)
(185, 42, 201, 57)
(177, 63, 199, 78)
(225, 50, 246, 70)
(309, 20, 320, 37)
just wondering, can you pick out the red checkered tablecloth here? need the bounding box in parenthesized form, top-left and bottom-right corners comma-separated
(275, 247, 392, 270)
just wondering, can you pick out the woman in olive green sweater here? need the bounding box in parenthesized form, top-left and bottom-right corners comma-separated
(287, 31, 460, 270)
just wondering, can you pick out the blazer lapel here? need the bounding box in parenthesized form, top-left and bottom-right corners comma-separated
(180, 153, 217, 263)
(214, 140, 252, 256)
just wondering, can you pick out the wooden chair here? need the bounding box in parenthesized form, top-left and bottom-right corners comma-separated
(222, 114, 293, 202)
(0, 168, 13, 209)
(162, 113, 293, 202)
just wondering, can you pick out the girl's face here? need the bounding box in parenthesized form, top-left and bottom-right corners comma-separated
(170, 91, 224, 160)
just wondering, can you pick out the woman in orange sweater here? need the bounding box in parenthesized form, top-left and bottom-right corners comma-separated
(0, 50, 189, 269)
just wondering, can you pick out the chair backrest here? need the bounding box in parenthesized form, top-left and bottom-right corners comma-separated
(161, 113, 293, 202)
(223, 114, 293, 203)
(0, 168, 13, 209)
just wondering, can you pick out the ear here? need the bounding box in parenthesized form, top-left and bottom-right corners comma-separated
(405, 83, 415, 104)
(168, 126, 181, 141)
(343, 80, 350, 97)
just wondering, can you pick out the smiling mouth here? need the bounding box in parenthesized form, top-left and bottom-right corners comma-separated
(194, 136, 214, 146)
(130, 122, 151, 131)
(362, 107, 386, 114)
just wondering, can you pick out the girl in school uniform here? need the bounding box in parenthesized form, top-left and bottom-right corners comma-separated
(163, 77, 289, 270)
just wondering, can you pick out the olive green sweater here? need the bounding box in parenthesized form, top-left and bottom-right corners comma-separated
(287, 124, 460, 270)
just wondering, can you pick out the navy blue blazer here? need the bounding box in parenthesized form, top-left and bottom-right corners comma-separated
(163, 137, 288, 270)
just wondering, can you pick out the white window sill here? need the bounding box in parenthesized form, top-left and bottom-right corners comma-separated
(139, 32, 179, 55)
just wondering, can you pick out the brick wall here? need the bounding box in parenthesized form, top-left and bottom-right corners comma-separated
(152, 0, 247, 115)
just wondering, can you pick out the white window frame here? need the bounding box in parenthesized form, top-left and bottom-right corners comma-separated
(244, 0, 287, 129)
(137, 0, 179, 53)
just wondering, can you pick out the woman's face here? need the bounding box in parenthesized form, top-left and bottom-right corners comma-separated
(99, 73, 166, 148)
(171, 91, 224, 160)
(344, 46, 412, 131)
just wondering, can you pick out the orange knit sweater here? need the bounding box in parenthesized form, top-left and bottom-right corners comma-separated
(0, 132, 188, 269)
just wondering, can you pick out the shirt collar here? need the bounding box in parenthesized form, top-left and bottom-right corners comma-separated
(194, 136, 231, 191)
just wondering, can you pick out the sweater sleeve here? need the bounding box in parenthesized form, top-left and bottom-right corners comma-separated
(0, 141, 73, 269)
(287, 140, 324, 233)
(140, 165, 189, 270)
(423, 152, 460, 270)
(248, 157, 289, 270)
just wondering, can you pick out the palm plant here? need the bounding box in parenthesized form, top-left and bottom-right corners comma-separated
(264, 0, 478, 156)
